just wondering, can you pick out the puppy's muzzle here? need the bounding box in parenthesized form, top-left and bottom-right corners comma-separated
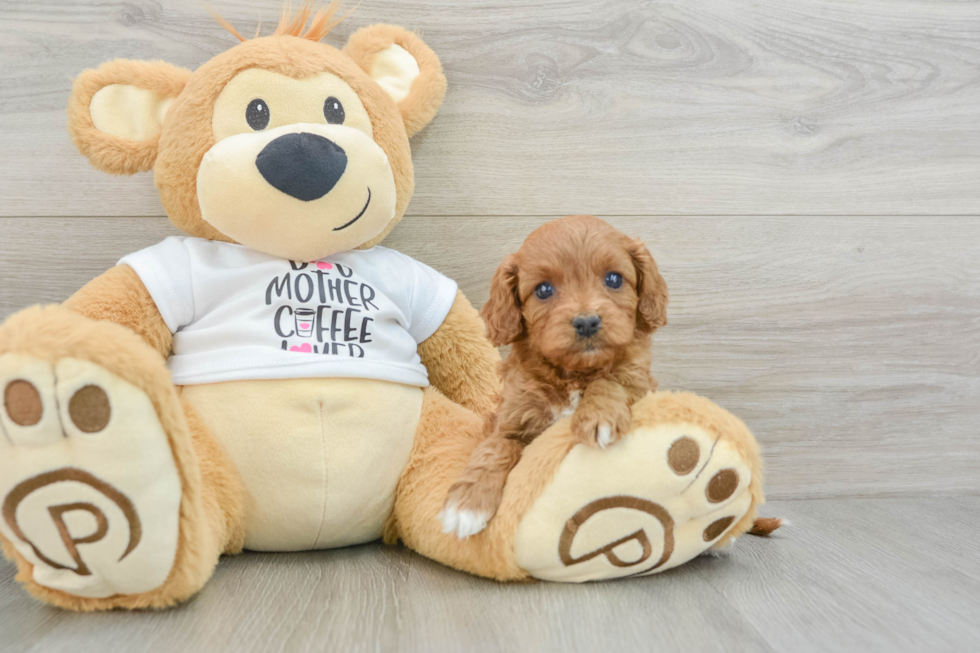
(572, 314, 602, 339)
(256, 132, 348, 202)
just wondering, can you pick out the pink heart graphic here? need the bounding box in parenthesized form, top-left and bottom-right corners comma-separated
(316, 262, 333, 270)
(290, 343, 313, 353)
(299, 322, 311, 329)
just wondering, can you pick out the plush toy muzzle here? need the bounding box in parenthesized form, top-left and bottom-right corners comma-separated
(197, 121, 396, 261)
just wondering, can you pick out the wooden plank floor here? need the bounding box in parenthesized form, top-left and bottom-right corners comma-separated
(2, 0, 980, 650)
(2, 497, 978, 652)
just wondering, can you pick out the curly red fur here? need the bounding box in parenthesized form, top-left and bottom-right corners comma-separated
(443, 216, 669, 532)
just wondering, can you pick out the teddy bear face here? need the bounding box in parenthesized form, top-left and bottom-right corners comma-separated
(156, 35, 414, 261)
(201, 68, 394, 259)
(68, 20, 447, 261)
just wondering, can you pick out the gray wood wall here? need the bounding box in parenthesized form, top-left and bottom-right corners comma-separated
(1, 1, 978, 500)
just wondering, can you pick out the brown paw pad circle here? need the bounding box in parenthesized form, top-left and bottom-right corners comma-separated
(68, 385, 111, 433)
(667, 436, 699, 475)
(4, 380, 43, 426)
(706, 468, 739, 503)
(703, 516, 735, 541)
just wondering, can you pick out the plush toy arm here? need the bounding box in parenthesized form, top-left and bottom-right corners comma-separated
(418, 290, 500, 418)
(63, 264, 172, 358)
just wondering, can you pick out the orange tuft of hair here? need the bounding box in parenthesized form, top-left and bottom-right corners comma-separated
(210, 1, 359, 43)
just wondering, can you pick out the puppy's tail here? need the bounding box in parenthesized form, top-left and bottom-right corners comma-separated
(748, 516, 785, 536)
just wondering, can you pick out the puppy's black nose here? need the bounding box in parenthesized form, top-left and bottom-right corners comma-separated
(256, 132, 347, 202)
(572, 314, 602, 338)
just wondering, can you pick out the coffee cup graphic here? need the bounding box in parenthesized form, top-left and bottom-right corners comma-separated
(294, 308, 315, 338)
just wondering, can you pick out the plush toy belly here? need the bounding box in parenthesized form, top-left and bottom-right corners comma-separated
(180, 378, 423, 551)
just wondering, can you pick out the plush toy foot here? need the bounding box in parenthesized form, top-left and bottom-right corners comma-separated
(0, 353, 182, 599)
(512, 393, 759, 582)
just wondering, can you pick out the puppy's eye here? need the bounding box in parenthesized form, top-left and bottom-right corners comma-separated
(605, 272, 624, 289)
(323, 97, 345, 124)
(535, 282, 555, 300)
(246, 99, 270, 130)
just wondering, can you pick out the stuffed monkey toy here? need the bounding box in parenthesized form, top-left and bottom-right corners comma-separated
(0, 5, 767, 610)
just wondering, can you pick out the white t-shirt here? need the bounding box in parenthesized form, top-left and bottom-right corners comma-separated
(119, 237, 458, 387)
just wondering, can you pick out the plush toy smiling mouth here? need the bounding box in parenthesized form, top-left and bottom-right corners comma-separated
(334, 187, 371, 231)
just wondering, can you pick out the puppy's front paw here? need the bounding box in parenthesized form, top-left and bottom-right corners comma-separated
(572, 402, 631, 449)
(439, 481, 501, 539)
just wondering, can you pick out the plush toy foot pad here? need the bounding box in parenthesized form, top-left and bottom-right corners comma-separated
(513, 420, 752, 582)
(0, 354, 181, 598)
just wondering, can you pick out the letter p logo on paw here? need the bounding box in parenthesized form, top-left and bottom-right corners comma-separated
(514, 421, 753, 583)
(0, 354, 182, 599)
(558, 496, 674, 574)
(3, 468, 141, 578)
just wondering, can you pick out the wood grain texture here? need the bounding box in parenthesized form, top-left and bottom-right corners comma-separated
(2, 0, 980, 216)
(2, 0, 978, 647)
(2, 497, 978, 652)
(1, 215, 978, 500)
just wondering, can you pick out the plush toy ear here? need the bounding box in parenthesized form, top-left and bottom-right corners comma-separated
(480, 254, 524, 347)
(344, 24, 447, 137)
(628, 239, 669, 333)
(67, 59, 191, 175)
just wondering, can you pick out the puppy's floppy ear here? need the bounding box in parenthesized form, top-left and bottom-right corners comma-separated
(481, 254, 523, 346)
(67, 59, 191, 175)
(628, 239, 669, 333)
(344, 24, 447, 137)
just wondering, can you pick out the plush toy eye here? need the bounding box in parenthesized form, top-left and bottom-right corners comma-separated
(605, 272, 624, 289)
(246, 99, 270, 130)
(323, 97, 345, 124)
(535, 282, 555, 300)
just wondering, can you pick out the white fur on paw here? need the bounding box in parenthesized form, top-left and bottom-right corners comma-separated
(438, 505, 458, 533)
(596, 424, 613, 449)
(438, 504, 490, 539)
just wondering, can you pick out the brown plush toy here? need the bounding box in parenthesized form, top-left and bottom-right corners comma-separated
(0, 4, 767, 611)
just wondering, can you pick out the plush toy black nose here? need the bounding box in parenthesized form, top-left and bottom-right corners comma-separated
(572, 314, 602, 338)
(255, 132, 347, 202)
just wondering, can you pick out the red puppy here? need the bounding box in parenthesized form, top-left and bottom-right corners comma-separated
(440, 215, 669, 538)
